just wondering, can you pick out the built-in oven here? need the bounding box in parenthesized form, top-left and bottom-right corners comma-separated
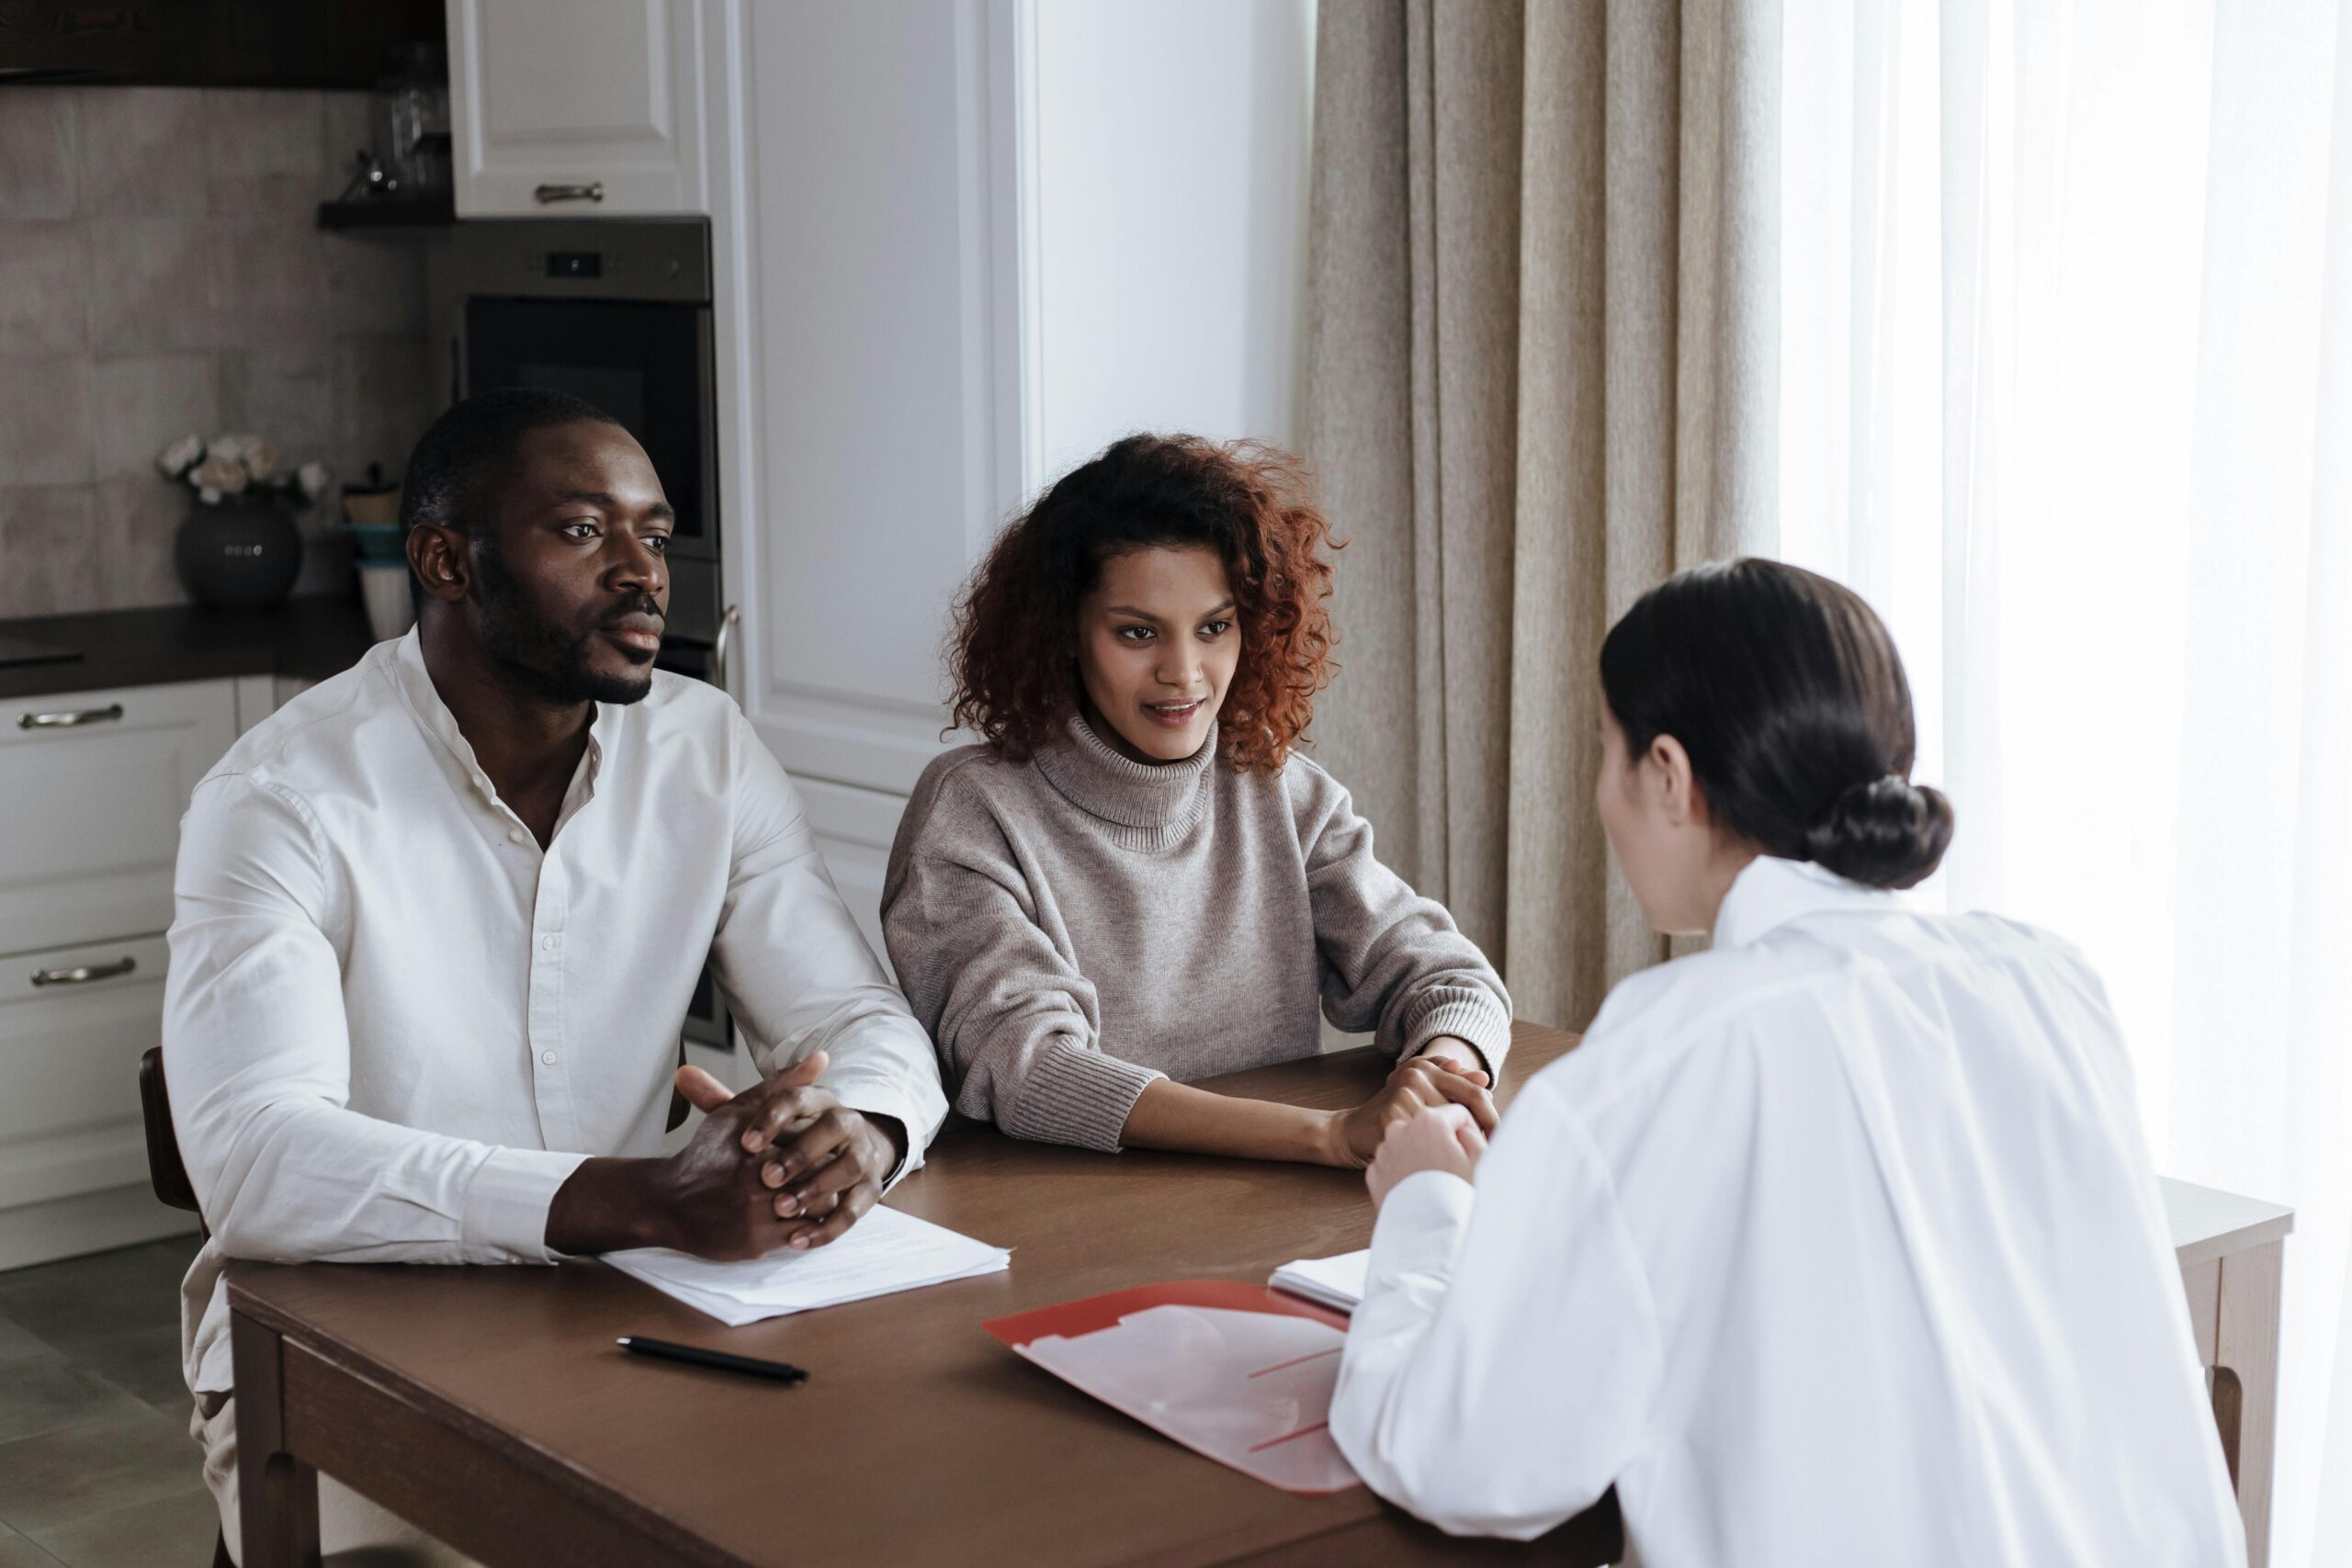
(450, 217, 725, 644)
(451, 217, 735, 1052)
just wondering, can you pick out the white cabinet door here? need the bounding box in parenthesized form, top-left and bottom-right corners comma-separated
(797, 775, 911, 978)
(0, 934, 170, 1216)
(0, 680, 239, 958)
(447, 0, 708, 217)
(718, 2, 1024, 798)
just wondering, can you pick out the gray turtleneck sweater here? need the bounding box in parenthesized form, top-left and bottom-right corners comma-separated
(880, 718, 1512, 1153)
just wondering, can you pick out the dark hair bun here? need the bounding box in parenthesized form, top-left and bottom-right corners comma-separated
(1803, 775, 1954, 890)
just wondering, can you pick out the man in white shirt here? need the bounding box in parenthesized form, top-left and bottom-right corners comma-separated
(165, 389, 949, 1564)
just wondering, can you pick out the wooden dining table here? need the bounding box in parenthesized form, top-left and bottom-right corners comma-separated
(230, 1022, 1623, 1567)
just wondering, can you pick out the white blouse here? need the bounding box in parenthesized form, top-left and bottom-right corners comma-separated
(1331, 856, 2243, 1568)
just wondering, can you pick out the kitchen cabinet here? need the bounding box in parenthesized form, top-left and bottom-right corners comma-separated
(710, 1, 1023, 941)
(0, 678, 240, 1269)
(447, 0, 709, 218)
(0, 680, 238, 960)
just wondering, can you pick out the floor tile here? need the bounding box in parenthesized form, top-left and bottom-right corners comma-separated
(0, 1239, 197, 1349)
(0, 1355, 154, 1445)
(0, 1405, 203, 1535)
(0, 1531, 65, 1566)
(0, 1314, 54, 1366)
(58, 1325, 193, 1419)
(22, 1485, 216, 1568)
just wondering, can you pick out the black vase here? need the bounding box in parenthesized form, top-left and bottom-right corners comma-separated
(175, 496, 303, 611)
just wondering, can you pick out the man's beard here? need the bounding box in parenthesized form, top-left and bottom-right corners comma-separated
(474, 537, 658, 706)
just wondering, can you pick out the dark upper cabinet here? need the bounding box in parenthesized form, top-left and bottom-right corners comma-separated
(0, 0, 443, 89)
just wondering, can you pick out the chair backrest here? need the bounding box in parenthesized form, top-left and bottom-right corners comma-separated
(138, 1046, 204, 1218)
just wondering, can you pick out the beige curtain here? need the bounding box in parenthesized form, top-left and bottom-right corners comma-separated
(1301, 0, 1781, 1031)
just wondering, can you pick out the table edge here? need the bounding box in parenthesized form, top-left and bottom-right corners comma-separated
(232, 1289, 751, 1566)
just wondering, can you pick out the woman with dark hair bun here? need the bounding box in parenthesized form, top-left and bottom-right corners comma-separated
(881, 434, 1511, 1166)
(1331, 559, 2241, 1567)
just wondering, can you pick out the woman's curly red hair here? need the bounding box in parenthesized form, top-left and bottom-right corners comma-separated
(948, 434, 1339, 774)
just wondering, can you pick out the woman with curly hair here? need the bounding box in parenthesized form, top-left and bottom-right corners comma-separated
(880, 434, 1511, 1164)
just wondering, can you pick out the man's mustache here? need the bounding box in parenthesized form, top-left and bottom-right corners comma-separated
(603, 594, 664, 627)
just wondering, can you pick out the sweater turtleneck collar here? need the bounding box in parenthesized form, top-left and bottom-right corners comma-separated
(1033, 713, 1218, 836)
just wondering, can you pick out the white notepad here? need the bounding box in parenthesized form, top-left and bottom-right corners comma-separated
(1267, 1249, 1368, 1314)
(605, 1205, 1011, 1327)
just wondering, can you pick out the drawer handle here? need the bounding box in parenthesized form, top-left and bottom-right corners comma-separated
(31, 956, 137, 987)
(534, 181, 605, 205)
(17, 703, 124, 730)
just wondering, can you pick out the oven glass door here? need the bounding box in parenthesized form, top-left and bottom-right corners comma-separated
(463, 297, 717, 562)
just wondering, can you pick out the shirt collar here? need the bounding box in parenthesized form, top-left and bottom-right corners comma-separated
(389, 628, 608, 822)
(1711, 855, 1896, 949)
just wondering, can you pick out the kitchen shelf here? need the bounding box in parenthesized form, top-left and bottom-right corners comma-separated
(316, 195, 455, 232)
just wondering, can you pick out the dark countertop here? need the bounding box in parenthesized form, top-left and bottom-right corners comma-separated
(0, 594, 381, 704)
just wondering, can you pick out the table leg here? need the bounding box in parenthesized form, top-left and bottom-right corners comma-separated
(2216, 1240, 2284, 1568)
(231, 1306, 322, 1568)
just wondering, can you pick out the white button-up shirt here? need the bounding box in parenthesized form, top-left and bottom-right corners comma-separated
(1332, 856, 2242, 1567)
(166, 631, 948, 1396)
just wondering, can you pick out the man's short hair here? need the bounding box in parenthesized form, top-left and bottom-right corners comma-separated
(399, 388, 623, 541)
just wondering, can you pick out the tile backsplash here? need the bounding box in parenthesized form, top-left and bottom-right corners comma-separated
(0, 86, 437, 619)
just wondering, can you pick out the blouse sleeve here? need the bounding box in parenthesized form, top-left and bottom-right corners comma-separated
(1330, 1072, 1663, 1538)
(881, 843, 1161, 1154)
(1294, 763, 1513, 1074)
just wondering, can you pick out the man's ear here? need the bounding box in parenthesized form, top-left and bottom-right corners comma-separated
(1648, 733, 1706, 829)
(406, 522, 473, 604)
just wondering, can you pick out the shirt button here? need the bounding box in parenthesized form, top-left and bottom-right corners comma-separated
(508, 829, 529, 845)
(541, 1050, 558, 1066)
(540, 934, 560, 951)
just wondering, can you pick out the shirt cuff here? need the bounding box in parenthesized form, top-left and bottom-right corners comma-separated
(460, 1147, 591, 1263)
(1405, 996, 1513, 1079)
(1012, 1039, 1164, 1154)
(824, 1079, 936, 1192)
(1364, 1168, 1477, 1304)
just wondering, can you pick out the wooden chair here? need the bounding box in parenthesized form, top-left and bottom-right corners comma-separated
(137, 1045, 203, 1224)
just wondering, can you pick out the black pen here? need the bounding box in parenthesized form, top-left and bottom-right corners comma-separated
(617, 1336, 809, 1385)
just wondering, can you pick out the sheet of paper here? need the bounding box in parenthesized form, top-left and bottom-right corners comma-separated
(1268, 1249, 1368, 1314)
(1017, 1303, 1359, 1494)
(605, 1204, 1010, 1327)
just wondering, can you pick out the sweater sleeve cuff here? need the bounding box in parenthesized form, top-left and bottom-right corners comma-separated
(1405, 996, 1514, 1079)
(461, 1147, 591, 1263)
(1011, 1040, 1164, 1154)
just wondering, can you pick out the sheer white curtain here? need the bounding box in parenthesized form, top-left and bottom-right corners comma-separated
(1779, 3, 2352, 1562)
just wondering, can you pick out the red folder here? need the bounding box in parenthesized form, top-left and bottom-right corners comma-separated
(982, 1279, 1350, 1347)
(985, 1281, 1361, 1495)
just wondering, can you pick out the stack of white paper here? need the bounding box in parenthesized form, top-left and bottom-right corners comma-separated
(1267, 1249, 1368, 1314)
(605, 1205, 1010, 1326)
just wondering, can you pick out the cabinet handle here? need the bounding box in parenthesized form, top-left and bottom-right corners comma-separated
(17, 703, 124, 730)
(31, 956, 137, 987)
(534, 181, 605, 205)
(711, 604, 741, 696)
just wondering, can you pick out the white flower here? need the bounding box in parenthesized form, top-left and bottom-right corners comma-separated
(158, 434, 205, 476)
(209, 434, 258, 465)
(191, 454, 248, 496)
(243, 442, 284, 483)
(198, 487, 221, 505)
(297, 462, 330, 501)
